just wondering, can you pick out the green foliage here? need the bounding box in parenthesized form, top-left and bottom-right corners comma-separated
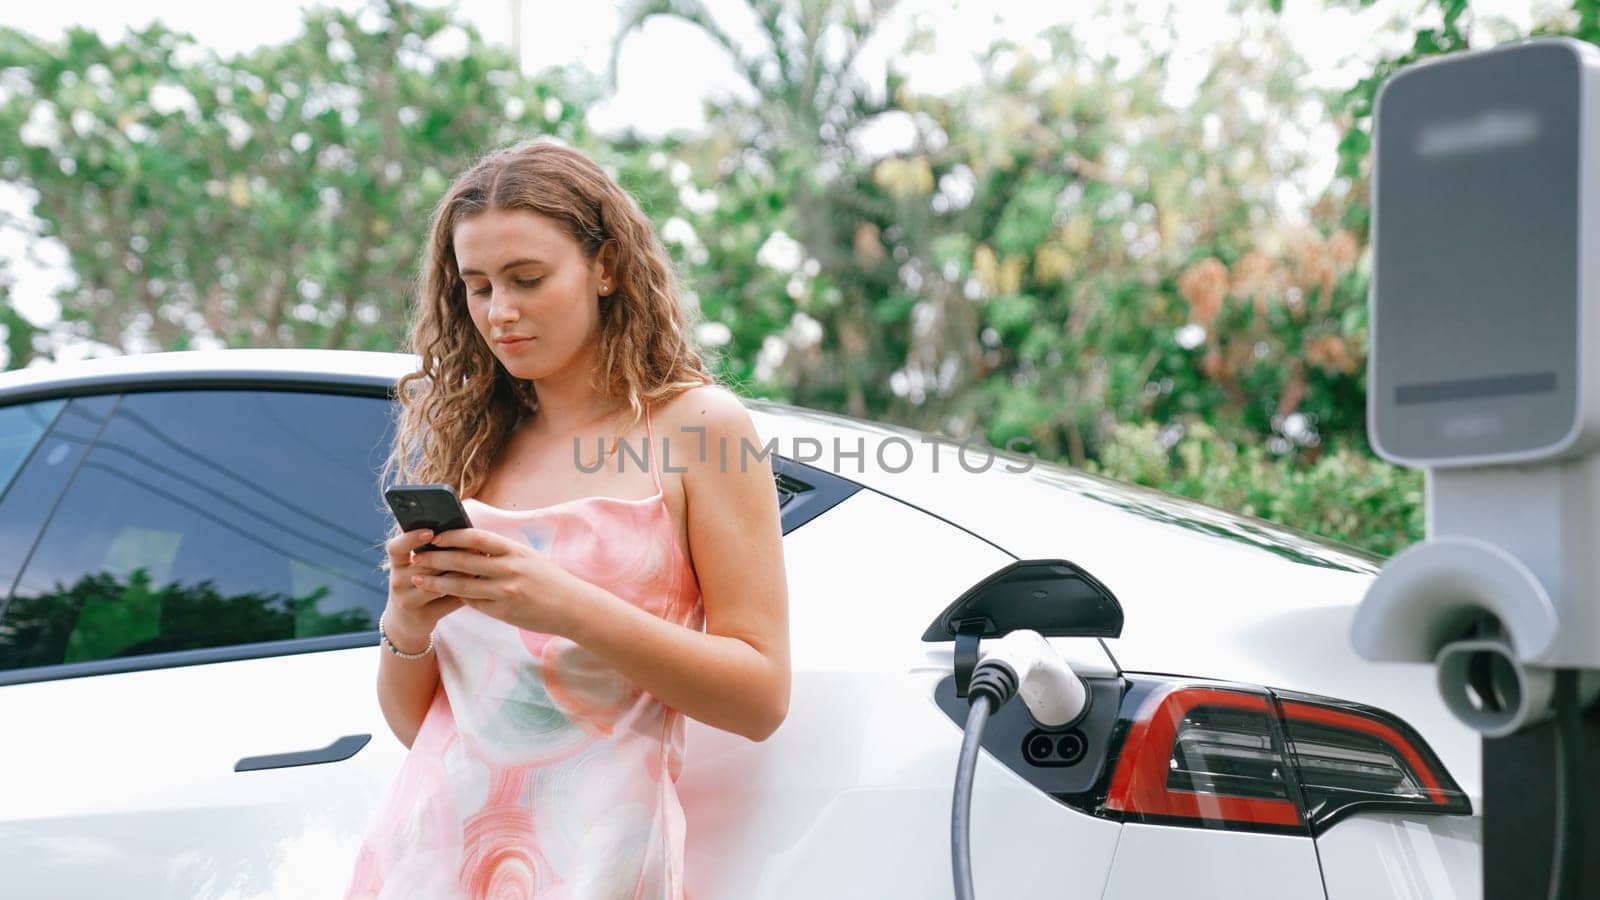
(0, 0, 590, 353)
(0, 268, 42, 369)
(1090, 420, 1424, 558)
(613, 0, 925, 416)
(6, 0, 1531, 556)
(1324, 0, 1480, 196)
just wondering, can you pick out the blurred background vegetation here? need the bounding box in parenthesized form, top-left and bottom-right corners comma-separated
(0, 0, 1582, 557)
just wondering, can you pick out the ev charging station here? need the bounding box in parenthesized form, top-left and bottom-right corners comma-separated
(1352, 36, 1600, 899)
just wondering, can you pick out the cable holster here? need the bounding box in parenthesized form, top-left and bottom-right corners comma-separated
(955, 618, 986, 699)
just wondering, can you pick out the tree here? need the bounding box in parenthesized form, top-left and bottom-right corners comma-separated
(860, 10, 1368, 465)
(0, 261, 44, 369)
(0, 0, 590, 355)
(612, 0, 917, 417)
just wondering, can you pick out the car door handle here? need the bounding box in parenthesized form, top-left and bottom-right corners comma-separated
(234, 733, 372, 772)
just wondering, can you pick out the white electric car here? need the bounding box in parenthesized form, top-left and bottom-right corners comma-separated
(0, 349, 1479, 899)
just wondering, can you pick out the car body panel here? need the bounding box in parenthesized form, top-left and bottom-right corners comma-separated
(0, 646, 404, 897)
(1101, 823, 1326, 900)
(735, 400, 1480, 806)
(0, 350, 1479, 897)
(678, 487, 1123, 898)
(1318, 812, 1481, 900)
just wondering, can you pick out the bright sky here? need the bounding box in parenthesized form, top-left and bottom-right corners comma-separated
(0, 0, 1557, 359)
(3, 0, 1550, 131)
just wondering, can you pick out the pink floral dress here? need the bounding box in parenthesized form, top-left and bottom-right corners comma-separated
(346, 406, 704, 899)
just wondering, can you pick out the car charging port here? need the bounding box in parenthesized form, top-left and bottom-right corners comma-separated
(951, 629, 1089, 900)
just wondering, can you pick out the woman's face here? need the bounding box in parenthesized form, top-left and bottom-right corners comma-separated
(453, 208, 614, 382)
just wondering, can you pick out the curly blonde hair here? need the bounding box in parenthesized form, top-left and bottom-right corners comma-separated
(380, 138, 718, 518)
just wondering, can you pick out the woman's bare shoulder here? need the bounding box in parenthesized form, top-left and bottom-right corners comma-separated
(657, 382, 746, 424)
(656, 383, 765, 479)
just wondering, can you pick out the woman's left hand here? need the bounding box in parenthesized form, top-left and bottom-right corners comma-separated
(407, 528, 588, 638)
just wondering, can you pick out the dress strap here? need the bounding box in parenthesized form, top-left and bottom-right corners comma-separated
(644, 404, 663, 496)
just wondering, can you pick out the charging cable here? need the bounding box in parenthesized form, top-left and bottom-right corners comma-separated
(1549, 669, 1584, 900)
(952, 630, 1089, 900)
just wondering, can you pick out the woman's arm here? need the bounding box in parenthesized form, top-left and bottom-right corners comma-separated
(375, 614, 442, 749)
(373, 525, 464, 750)
(567, 386, 791, 741)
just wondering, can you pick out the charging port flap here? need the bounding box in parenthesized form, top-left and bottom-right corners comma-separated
(921, 557, 1124, 646)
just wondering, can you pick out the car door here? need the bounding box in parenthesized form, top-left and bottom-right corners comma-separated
(0, 386, 406, 899)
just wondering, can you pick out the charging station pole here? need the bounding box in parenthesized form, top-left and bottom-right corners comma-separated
(1348, 35, 1600, 900)
(1483, 716, 1600, 897)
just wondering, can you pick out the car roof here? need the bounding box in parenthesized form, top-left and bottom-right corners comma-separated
(0, 348, 405, 399)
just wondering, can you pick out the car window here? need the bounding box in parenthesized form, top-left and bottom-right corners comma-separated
(0, 389, 394, 673)
(0, 395, 116, 620)
(0, 398, 66, 498)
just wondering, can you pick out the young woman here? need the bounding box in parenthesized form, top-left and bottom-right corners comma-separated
(345, 138, 790, 899)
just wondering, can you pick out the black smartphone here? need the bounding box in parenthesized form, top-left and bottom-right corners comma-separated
(384, 483, 473, 552)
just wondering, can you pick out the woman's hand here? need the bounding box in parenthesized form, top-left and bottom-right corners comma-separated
(407, 528, 588, 638)
(383, 528, 466, 649)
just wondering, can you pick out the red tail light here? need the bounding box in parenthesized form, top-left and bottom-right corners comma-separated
(1101, 679, 1470, 834)
(1275, 690, 1470, 829)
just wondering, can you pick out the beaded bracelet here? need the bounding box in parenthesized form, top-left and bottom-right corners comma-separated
(379, 612, 436, 660)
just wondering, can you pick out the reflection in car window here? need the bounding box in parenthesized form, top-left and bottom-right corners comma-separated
(0, 390, 394, 672)
(0, 396, 114, 613)
(0, 399, 66, 499)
